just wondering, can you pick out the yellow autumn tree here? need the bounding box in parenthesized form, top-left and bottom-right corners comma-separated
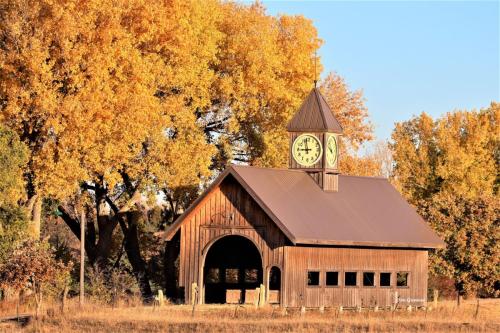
(319, 72, 382, 176)
(204, 2, 322, 169)
(391, 103, 499, 296)
(0, 0, 220, 299)
(0, 0, 329, 300)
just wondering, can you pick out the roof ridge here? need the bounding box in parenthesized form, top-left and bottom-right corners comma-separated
(314, 88, 328, 129)
(230, 164, 311, 174)
(230, 164, 387, 180)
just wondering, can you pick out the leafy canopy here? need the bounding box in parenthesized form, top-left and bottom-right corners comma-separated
(391, 103, 499, 296)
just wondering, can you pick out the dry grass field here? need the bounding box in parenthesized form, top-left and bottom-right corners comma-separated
(0, 298, 499, 333)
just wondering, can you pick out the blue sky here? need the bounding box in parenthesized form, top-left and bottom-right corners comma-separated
(258, 1, 499, 143)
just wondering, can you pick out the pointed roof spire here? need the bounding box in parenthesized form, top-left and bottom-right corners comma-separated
(287, 87, 343, 133)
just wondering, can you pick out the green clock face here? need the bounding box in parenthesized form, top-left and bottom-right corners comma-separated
(292, 134, 322, 166)
(326, 135, 338, 167)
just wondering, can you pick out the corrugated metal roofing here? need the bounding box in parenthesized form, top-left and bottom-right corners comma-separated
(287, 88, 344, 133)
(165, 165, 444, 249)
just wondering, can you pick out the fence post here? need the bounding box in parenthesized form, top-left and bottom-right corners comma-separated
(258, 284, 266, 307)
(191, 283, 198, 317)
(433, 289, 438, 309)
(61, 285, 68, 313)
(474, 299, 480, 319)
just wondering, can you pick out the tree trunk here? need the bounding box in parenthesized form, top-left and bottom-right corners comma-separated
(25, 195, 42, 239)
(58, 203, 117, 268)
(122, 211, 153, 303)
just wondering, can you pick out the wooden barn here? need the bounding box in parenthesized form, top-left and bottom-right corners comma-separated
(163, 87, 444, 308)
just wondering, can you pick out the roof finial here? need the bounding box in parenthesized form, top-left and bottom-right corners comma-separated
(314, 49, 317, 88)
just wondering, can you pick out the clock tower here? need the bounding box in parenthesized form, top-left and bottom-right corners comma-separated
(287, 87, 343, 191)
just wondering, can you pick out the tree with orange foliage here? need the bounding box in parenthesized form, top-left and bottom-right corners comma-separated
(391, 103, 499, 296)
(0, 240, 72, 317)
(0, 0, 327, 301)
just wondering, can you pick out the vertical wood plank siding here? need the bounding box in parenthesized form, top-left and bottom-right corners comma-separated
(178, 176, 429, 307)
(283, 247, 428, 308)
(179, 176, 286, 304)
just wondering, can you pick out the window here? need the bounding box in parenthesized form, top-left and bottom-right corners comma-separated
(225, 268, 239, 284)
(380, 272, 391, 287)
(363, 272, 375, 287)
(397, 272, 409, 287)
(244, 269, 259, 283)
(344, 272, 357, 286)
(326, 271, 339, 286)
(269, 266, 281, 290)
(307, 271, 320, 286)
(206, 268, 220, 284)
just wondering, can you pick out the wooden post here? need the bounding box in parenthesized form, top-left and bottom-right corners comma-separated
(258, 284, 265, 307)
(158, 290, 164, 307)
(191, 283, 198, 306)
(79, 208, 85, 307)
(433, 289, 439, 309)
(191, 282, 198, 317)
(61, 285, 68, 313)
(474, 299, 479, 319)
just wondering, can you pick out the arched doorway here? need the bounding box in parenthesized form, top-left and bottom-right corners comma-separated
(203, 235, 263, 304)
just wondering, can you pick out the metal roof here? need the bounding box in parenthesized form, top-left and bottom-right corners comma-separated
(164, 165, 444, 249)
(287, 88, 344, 133)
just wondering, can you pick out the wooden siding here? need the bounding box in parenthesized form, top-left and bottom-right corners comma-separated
(179, 176, 287, 304)
(177, 176, 430, 307)
(283, 247, 428, 308)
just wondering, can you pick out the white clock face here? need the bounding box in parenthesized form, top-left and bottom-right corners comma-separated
(326, 135, 338, 167)
(292, 134, 322, 166)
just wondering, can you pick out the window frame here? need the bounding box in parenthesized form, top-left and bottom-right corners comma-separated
(396, 271, 410, 288)
(325, 271, 340, 288)
(306, 270, 321, 287)
(243, 268, 259, 284)
(225, 268, 239, 284)
(362, 271, 376, 288)
(206, 268, 221, 284)
(344, 271, 358, 287)
(379, 272, 392, 288)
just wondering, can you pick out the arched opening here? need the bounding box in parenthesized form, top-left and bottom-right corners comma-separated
(203, 235, 263, 304)
(268, 266, 281, 304)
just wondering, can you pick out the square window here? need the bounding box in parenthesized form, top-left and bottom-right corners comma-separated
(225, 268, 239, 284)
(344, 272, 357, 286)
(206, 268, 220, 284)
(244, 269, 259, 283)
(307, 271, 320, 286)
(397, 272, 409, 287)
(363, 272, 375, 287)
(380, 272, 391, 287)
(326, 272, 339, 286)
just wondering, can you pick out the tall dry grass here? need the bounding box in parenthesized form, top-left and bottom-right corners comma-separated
(1, 298, 499, 332)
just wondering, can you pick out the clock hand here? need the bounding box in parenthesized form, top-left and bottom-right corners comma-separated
(304, 140, 311, 153)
